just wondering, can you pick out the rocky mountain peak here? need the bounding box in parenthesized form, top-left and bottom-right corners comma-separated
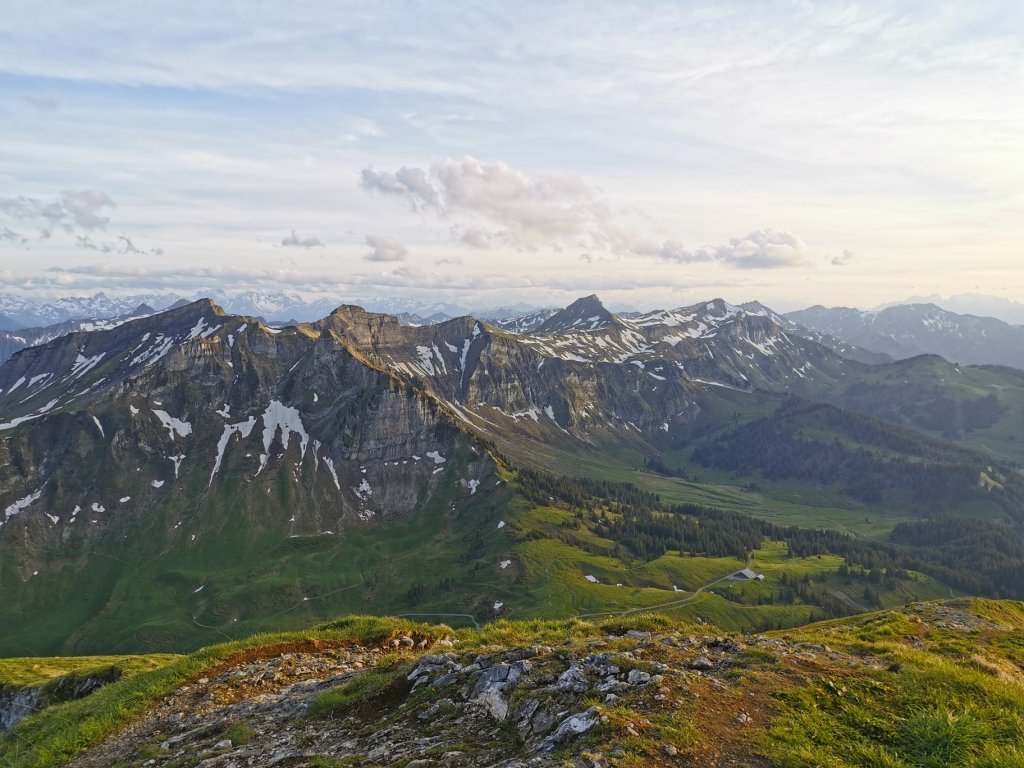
(535, 294, 618, 335)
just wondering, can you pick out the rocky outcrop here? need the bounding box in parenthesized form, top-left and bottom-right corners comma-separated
(59, 620, 893, 768)
(1, 666, 122, 731)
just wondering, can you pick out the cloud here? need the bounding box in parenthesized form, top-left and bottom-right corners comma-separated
(360, 156, 609, 249)
(364, 234, 408, 262)
(1, 227, 28, 244)
(281, 229, 324, 248)
(455, 227, 492, 249)
(1, 190, 116, 234)
(75, 234, 163, 256)
(0, 189, 167, 256)
(360, 167, 440, 210)
(831, 249, 855, 266)
(435, 256, 463, 265)
(360, 157, 816, 270)
(654, 229, 811, 269)
(58, 190, 115, 230)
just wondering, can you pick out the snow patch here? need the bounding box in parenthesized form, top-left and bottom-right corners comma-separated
(92, 416, 105, 437)
(210, 416, 257, 484)
(153, 409, 193, 440)
(3, 489, 43, 523)
(71, 352, 105, 379)
(186, 317, 210, 341)
(425, 450, 446, 464)
(151, 480, 165, 489)
(256, 400, 309, 475)
(323, 456, 341, 490)
(0, 398, 60, 431)
(169, 454, 185, 478)
(353, 478, 372, 500)
(129, 334, 174, 367)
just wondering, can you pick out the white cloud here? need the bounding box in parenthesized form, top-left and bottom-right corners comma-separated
(362, 157, 814, 269)
(360, 157, 609, 249)
(281, 230, 324, 248)
(364, 235, 408, 262)
(709, 229, 811, 270)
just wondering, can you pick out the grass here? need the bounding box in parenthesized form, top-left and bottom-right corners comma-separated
(0, 654, 180, 690)
(306, 661, 412, 719)
(761, 599, 1024, 767)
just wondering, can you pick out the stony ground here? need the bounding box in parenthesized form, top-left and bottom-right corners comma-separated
(63, 622, 891, 768)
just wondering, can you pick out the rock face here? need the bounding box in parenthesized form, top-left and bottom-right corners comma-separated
(0, 666, 123, 731)
(0, 688, 40, 731)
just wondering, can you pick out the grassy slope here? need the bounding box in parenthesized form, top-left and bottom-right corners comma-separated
(0, 452, 513, 657)
(0, 655, 180, 690)
(765, 599, 1024, 767)
(502, 501, 953, 632)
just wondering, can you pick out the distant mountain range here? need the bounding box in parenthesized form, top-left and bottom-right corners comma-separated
(787, 302, 1024, 370)
(887, 292, 1024, 326)
(0, 291, 480, 329)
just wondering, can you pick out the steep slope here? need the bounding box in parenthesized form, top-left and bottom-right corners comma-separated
(0, 300, 503, 654)
(0, 304, 155, 364)
(788, 302, 1024, 369)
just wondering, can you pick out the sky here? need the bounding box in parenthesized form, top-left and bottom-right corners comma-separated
(0, 0, 1022, 312)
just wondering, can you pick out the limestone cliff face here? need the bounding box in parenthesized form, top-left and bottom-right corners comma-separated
(0, 301, 499, 649)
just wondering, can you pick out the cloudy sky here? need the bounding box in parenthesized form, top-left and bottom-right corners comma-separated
(1, 1, 1021, 311)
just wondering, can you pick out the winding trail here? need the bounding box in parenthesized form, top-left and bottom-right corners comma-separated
(574, 553, 754, 621)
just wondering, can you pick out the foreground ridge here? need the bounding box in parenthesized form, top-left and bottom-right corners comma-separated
(3, 599, 1023, 767)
